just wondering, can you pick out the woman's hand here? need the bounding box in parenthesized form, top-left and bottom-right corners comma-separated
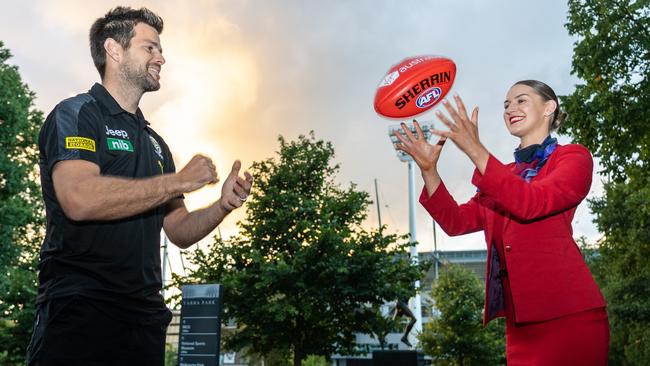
(393, 120, 446, 196)
(393, 120, 446, 174)
(432, 94, 490, 174)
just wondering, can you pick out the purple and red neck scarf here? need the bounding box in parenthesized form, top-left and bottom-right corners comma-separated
(513, 135, 557, 182)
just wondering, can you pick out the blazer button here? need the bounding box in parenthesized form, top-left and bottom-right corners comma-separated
(505, 245, 512, 252)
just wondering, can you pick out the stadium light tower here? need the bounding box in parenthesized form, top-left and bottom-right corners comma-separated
(387, 120, 434, 349)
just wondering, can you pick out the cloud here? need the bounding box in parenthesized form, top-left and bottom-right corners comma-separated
(0, 0, 599, 255)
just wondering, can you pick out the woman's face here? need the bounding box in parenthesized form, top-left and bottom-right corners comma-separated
(503, 84, 555, 140)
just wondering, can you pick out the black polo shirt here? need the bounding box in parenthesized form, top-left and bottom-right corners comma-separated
(37, 83, 178, 320)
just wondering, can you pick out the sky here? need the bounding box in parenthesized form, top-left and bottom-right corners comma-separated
(0, 0, 604, 279)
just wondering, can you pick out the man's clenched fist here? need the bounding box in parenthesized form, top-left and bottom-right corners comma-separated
(176, 154, 219, 193)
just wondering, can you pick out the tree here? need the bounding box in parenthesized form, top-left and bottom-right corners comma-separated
(563, 0, 649, 182)
(418, 264, 505, 366)
(584, 181, 650, 365)
(563, 1, 650, 364)
(173, 133, 427, 366)
(0, 41, 45, 364)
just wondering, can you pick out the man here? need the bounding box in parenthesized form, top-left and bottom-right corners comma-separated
(26, 7, 252, 365)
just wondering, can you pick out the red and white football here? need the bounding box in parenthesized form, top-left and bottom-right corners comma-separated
(374, 55, 456, 119)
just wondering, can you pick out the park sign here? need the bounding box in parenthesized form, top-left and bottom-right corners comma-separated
(177, 284, 224, 366)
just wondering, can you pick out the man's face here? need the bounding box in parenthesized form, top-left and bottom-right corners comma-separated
(120, 23, 165, 92)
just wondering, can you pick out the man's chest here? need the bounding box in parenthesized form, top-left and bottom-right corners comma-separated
(97, 120, 165, 177)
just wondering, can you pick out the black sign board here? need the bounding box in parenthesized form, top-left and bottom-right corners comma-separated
(372, 350, 430, 366)
(177, 284, 224, 366)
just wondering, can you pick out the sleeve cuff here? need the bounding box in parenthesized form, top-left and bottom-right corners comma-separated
(419, 181, 450, 208)
(471, 154, 510, 194)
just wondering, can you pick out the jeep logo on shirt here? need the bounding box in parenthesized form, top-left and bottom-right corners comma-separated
(105, 125, 129, 139)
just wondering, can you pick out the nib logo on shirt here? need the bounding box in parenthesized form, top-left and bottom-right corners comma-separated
(105, 125, 133, 152)
(107, 138, 134, 152)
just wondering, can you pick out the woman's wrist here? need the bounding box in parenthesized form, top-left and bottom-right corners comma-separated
(421, 167, 442, 198)
(467, 145, 490, 174)
(421, 166, 439, 180)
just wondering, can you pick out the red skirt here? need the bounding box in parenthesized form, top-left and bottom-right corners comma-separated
(505, 307, 610, 366)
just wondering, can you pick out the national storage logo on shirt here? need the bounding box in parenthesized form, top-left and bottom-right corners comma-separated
(65, 137, 96, 152)
(107, 138, 134, 152)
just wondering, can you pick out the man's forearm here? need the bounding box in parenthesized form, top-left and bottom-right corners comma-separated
(68, 174, 184, 221)
(166, 200, 230, 248)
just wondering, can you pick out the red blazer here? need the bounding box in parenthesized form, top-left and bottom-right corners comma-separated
(419, 144, 606, 324)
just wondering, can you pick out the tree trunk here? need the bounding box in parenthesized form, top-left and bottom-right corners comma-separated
(293, 348, 303, 366)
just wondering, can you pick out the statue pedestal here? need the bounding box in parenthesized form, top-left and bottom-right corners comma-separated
(372, 350, 428, 366)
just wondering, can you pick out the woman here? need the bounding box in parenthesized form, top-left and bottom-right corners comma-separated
(394, 80, 609, 365)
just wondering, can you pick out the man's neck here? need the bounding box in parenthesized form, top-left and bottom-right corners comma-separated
(102, 78, 143, 114)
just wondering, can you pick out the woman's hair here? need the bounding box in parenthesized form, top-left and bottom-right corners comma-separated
(514, 80, 567, 131)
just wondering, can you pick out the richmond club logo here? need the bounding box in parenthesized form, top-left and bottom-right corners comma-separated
(149, 135, 164, 160)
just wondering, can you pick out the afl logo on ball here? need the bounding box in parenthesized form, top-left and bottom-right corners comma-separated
(416, 87, 442, 109)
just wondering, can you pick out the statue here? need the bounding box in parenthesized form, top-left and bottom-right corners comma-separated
(392, 298, 417, 348)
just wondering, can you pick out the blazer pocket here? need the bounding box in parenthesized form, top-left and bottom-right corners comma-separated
(506, 235, 572, 256)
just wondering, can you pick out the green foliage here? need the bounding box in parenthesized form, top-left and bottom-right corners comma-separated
(302, 355, 328, 366)
(0, 40, 44, 365)
(173, 133, 426, 366)
(586, 179, 650, 365)
(364, 303, 401, 351)
(563, 1, 650, 364)
(419, 264, 505, 366)
(563, 0, 649, 181)
(164, 344, 178, 366)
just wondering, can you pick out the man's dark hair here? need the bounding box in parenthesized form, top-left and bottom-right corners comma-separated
(89, 6, 164, 79)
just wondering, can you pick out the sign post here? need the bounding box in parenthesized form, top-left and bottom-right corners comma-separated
(177, 284, 224, 366)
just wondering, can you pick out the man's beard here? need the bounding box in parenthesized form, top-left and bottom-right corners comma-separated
(120, 60, 160, 93)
